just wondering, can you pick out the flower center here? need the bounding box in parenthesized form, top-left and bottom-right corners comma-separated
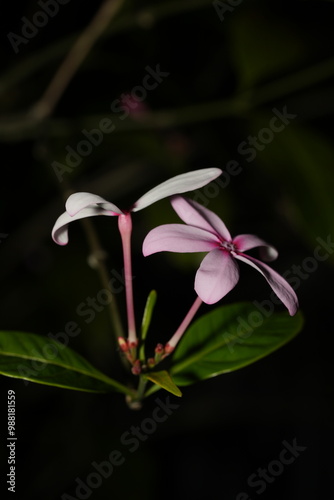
(220, 241, 236, 252)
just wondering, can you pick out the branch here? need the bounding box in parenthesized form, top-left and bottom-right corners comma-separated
(29, 0, 126, 121)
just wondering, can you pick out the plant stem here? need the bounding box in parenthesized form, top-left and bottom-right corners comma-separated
(118, 213, 137, 344)
(125, 376, 148, 410)
(166, 296, 203, 351)
(137, 376, 148, 401)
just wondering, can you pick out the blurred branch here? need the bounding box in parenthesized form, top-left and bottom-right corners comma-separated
(2, 54, 334, 142)
(18, 0, 127, 343)
(249, 55, 334, 107)
(79, 217, 125, 342)
(29, 0, 126, 121)
(0, 0, 213, 99)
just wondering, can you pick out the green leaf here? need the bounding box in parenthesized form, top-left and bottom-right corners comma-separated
(141, 290, 158, 340)
(143, 370, 182, 397)
(0, 331, 134, 395)
(170, 303, 303, 386)
(139, 290, 158, 362)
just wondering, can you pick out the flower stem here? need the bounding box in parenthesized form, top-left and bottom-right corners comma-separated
(118, 213, 137, 344)
(166, 296, 203, 351)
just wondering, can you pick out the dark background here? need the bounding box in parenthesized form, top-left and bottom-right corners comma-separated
(1, 0, 333, 499)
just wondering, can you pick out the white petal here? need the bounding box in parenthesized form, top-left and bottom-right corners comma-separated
(52, 207, 118, 245)
(132, 168, 222, 212)
(65, 192, 122, 216)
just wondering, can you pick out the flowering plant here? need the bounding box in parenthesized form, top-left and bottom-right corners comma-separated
(0, 169, 303, 408)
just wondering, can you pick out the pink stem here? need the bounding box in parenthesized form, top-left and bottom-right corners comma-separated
(166, 296, 203, 351)
(118, 213, 137, 344)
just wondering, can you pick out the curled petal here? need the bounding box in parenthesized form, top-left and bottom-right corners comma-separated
(195, 249, 239, 304)
(66, 192, 122, 216)
(233, 253, 298, 316)
(171, 196, 232, 241)
(233, 234, 278, 261)
(143, 224, 219, 256)
(132, 168, 222, 212)
(52, 207, 118, 245)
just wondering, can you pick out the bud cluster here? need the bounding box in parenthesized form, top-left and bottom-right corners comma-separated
(117, 338, 175, 375)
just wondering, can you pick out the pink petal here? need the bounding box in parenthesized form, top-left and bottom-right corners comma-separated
(132, 168, 222, 212)
(66, 192, 122, 216)
(233, 234, 278, 261)
(233, 253, 298, 315)
(52, 207, 118, 245)
(143, 224, 219, 256)
(195, 249, 239, 304)
(171, 196, 232, 241)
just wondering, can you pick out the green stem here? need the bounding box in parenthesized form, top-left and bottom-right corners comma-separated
(137, 376, 148, 401)
(125, 376, 148, 409)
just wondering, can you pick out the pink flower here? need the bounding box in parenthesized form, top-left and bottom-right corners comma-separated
(143, 196, 298, 316)
(51, 168, 222, 245)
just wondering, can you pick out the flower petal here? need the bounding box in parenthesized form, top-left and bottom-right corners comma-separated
(66, 192, 122, 216)
(143, 224, 219, 256)
(52, 207, 118, 245)
(171, 196, 232, 240)
(132, 168, 222, 212)
(195, 249, 239, 304)
(233, 234, 278, 261)
(233, 253, 298, 315)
